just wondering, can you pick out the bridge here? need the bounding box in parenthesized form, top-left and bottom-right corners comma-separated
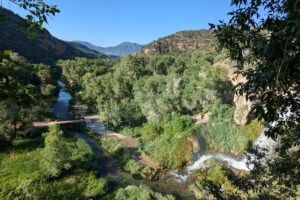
(32, 114, 100, 127)
(32, 114, 160, 169)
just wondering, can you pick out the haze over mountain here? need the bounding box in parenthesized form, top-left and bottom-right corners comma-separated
(0, 8, 107, 63)
(73, 41, 144, 57)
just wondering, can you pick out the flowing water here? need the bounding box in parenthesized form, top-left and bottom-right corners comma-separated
(53, 81, 194, 199)
(53, 81, 71, 119)
(53, 80, 278, 196)
(171, 129, 277, 181)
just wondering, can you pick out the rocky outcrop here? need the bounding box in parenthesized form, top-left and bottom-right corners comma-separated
(187, 137, 200, 154)
(192, 112, 210, 124)
(233, 94, 252, 125)
(228, 70, 252, 125)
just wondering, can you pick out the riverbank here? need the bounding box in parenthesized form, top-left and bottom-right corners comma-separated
(47, 80, 276, 199)
(52, 82, 195, 199)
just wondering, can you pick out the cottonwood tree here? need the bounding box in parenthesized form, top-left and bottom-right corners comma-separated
(204, 0, 300, 199)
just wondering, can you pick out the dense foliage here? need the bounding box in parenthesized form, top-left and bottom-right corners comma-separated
(208, 0, 300, 198)
(0, 126, 107, 199)
(40, 125, 94, 178)
(60, 47, 262, 169)
(115, 185, 174, 200)
(60, 49, 230, 129)
(0, 51, 58, 145)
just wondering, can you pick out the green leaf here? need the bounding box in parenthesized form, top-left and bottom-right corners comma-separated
(0, 13, 6, 22)
(208, 23, 216, 29)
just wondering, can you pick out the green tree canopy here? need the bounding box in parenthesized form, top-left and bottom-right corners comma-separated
(208, 0, 300, 198)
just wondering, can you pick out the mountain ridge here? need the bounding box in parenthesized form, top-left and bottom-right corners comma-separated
(139, 30, 215, 55)
(73, 41, 144, 57)
(0, 8, 107, 64)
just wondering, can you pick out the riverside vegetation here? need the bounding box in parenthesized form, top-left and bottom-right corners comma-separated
(0, 38, 263, 199)
(1, 0, 299, 199)
(59, 46, 263, 169)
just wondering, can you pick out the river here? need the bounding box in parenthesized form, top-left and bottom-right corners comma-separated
(53, 81, 71, 119)
(53, 81, 277, 196)
(52, 81, 194, 199)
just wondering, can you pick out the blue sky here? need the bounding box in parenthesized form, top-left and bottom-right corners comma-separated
(3, 1, 233, 47)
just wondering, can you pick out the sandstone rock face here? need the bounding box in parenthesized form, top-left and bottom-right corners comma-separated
(228, 69, 252, 125)
(233, 94, 252, 125)
(187, 137, 200, 154)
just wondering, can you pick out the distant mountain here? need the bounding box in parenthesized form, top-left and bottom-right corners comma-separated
(139, 30, 215, 55)
(74, 41, 144, 57)
(67, 42, 108, 58)
(0, 8, 107, 64)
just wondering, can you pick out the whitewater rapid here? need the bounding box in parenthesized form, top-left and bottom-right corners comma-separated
(171, 130, 277, 181)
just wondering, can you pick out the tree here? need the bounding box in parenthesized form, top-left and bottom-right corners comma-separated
(40, 125, 72, 178)
(0, 51, 40, 140)
(40, 125, 94, 179)
(208, 0, 300, 198)
(0, 51, 56, 143)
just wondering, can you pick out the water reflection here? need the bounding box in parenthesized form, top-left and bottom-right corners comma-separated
(53, 81, 71, 119)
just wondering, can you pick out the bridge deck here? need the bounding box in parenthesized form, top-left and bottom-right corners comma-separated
(32, 115, 100, 127)
(32, 114, 160, 169)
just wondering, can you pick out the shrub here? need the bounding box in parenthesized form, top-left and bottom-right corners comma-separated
(123, 159, 142, 176)
(40, 126, 94, 178)
(122, 126, 142, 137)
(100, 136, 123, 154)
(100, 136, 131, 165)
(70, 139, 94, 166)
(139, 114, 196, 169)
(115, 185, 174, 200)
(40, 126, 72, 178)
(84, 173, 107, 198)
(123, 159, 159, 181)
(141, 167, 159, 181)
(201, 103, 263, 156)
(191, 164, 242, 199)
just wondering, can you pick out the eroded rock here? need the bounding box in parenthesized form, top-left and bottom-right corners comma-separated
(228, 69, 252, 125)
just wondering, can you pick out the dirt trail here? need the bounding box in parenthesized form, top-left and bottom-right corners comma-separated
(86, 118, 160, 169)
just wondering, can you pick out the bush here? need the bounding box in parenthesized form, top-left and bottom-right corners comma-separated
(40, 126, 72, 178)
(123, 159, 159, 181)
(139, 114, 197, 169)
(70, 139, 94, 166)
(100, 136, 131, 165)
(200, 103, 263, 156)
(40, 126, 94, 178)
(123, 159, 142, 176)
(122, 126, 142, 137)
(115, 185, 174, 200)
(141, 167, 159, 181)
(84, 173, 107, 198)
(191, 164, 243, 199)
